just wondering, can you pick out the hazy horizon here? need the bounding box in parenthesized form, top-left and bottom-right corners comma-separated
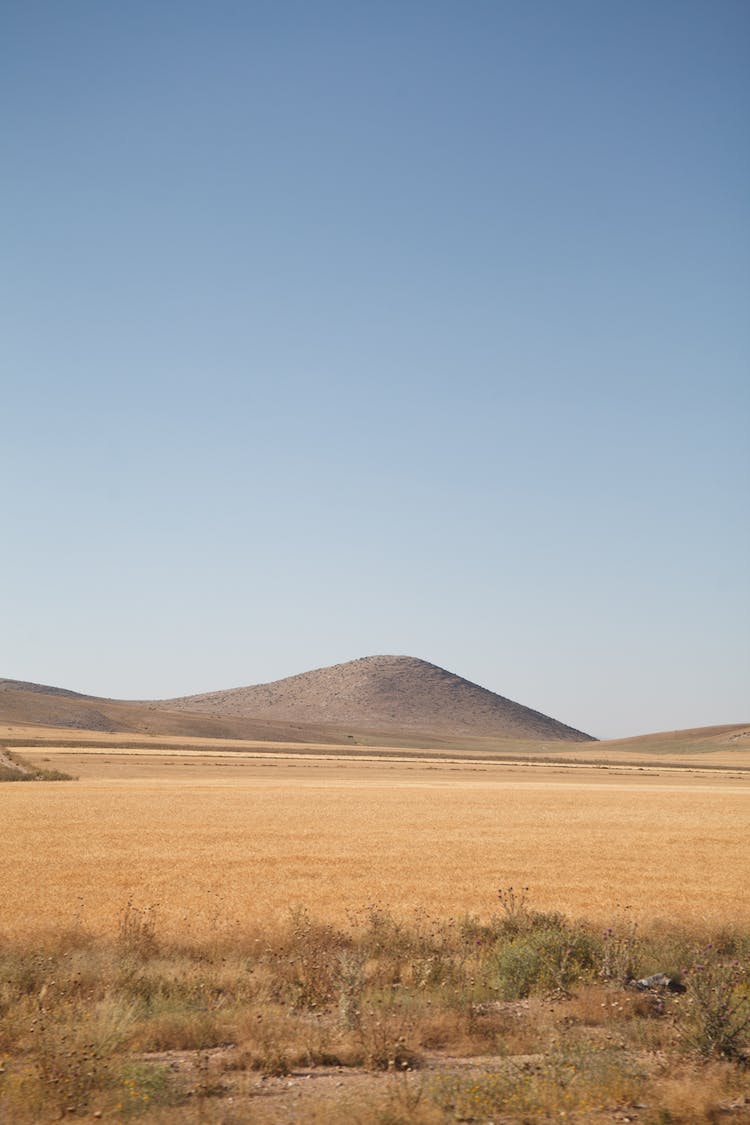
(2, 649, 746, 743)
(3, 1, 748, 739)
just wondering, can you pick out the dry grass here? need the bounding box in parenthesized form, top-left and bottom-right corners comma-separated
(2, 742, 749, 1121)
(0, 903, 748, 1123)
(0, 747, 74, 782)
(3, 750, 749, 938)
(4, 717, 750, 766)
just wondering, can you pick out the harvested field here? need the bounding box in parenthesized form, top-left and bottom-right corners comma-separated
(3, 736, 750, 1123)
(4, 739, 750, 939)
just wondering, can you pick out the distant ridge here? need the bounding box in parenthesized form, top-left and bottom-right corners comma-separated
(0, 678, 92, 700)
(0, 657, 594, 743)
(3, 663, 748, 749)
(161, 655, 594, 742)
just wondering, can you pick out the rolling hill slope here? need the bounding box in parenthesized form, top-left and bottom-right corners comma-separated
(0, 656, 593, 742)
(160, 655, 593, 741)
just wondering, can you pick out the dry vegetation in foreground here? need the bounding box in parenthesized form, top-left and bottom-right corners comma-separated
(0, 748, 73, 782)
(1, 890, 748, 1124)
(3, 743, 748, 1119)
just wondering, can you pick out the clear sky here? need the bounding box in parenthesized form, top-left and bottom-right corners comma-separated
(2, 1, 748, 738)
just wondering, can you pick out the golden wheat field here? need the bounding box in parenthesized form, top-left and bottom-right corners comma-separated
(3, 737, 750, 1124)
(5, 739, 750, 940)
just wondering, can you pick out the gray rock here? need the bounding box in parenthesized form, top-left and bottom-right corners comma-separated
(627, 973, 686, 994)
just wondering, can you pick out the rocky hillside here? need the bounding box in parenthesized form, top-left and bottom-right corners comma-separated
(161, 655, 593, 741)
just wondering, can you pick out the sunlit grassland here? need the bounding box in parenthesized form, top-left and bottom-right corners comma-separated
(2, 743, 749, 1122)
(4, 747, 750, 938)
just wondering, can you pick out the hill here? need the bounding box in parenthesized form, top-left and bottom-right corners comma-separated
(0, 680, 357, 744)
(160, 655, 593, 741)
(0, 656, 593, 743)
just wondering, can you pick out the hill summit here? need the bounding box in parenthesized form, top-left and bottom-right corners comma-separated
(162, 655, 593, 741)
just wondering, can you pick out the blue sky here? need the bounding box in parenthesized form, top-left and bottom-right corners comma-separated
(2, 1, 748, 738)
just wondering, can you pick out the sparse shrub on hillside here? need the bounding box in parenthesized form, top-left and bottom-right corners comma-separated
(34, 766, 76, 780)
(118, 900, 159, 958)
(115, 1061, 182, 1116)
(275, 905, 352, 1009)
(430, 1043, 645, 1120)
(355, 999, 422, 1071)
(494, 884, 567, 938)
(360, 906, 412, 958)
(2, 896, 750, 1122)
(0, 764, 74, 782)
(600, 910, 641, 982)
(496, 884, 532, 929)
(337, 950, 366, 1030)
(489, 924, 600, 999)
(679, 948, 750, 1062)
(0, 764, 33, 781)
(0, 750, 74, 781)
(19, 994, 138, 1117)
